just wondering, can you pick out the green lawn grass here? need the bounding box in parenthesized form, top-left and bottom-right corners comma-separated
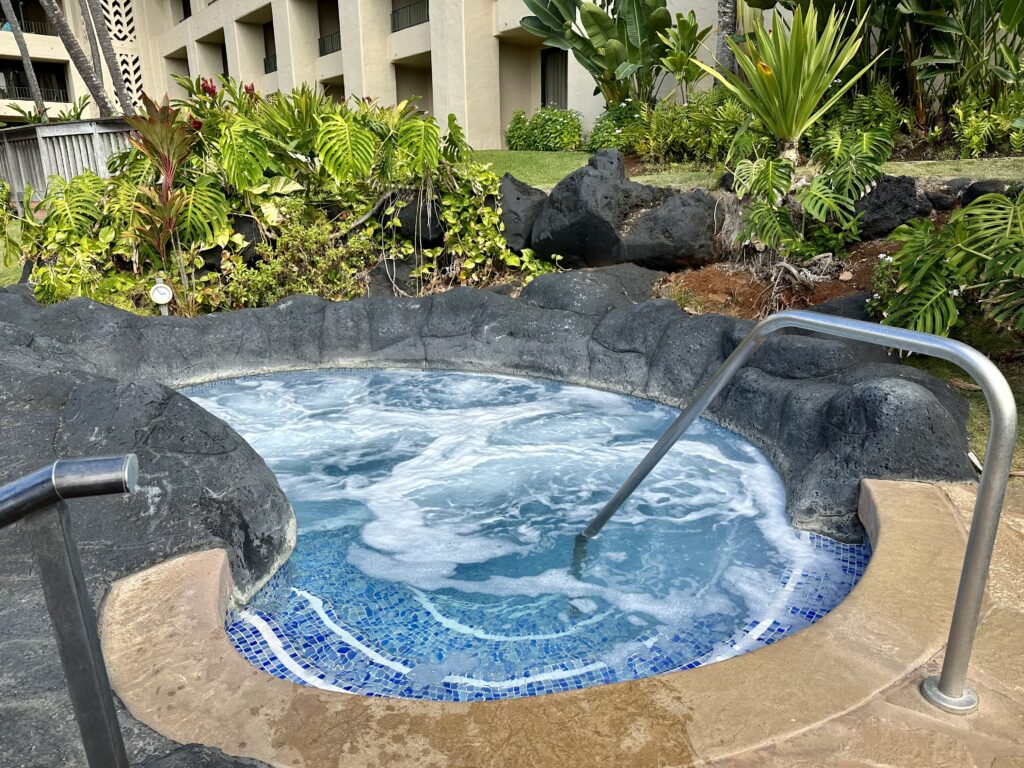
(475, 150, 1024, 190)
(472, 150, 590, 189)
(884, 157, 1024, 182)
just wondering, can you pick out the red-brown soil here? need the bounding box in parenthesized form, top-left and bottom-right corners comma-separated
(657, 239, 895, 320)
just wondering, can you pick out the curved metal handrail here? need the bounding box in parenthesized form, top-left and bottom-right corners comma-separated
(581, 310, 1017, 714)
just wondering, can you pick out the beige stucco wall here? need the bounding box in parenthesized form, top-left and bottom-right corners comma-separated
(340, 0, 395, 103)
(394, 63, 432, 114)
(428, 0, 501, 147)
(498, 41, 539, 136)
(7, 0, 723, 142)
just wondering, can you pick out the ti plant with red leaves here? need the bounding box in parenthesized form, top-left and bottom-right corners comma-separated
(124, 94, 229, 280)
(125, 94, 197, 274)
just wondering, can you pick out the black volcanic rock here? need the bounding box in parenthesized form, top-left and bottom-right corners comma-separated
(499, 173, 547, 252)
(530, 150, 737, 270)
(854, 175, 933, 239)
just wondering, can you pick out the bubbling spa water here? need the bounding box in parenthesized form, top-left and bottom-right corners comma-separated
(184, 370, 870, 701)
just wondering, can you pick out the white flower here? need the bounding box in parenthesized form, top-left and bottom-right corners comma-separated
(950, 288, 961, 297)
(873, 293, 881, 299)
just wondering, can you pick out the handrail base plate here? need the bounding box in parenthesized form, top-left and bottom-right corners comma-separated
(921, 675, 979, 714)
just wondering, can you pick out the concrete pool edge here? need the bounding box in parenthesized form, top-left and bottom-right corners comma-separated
(100, 479, 969, 767)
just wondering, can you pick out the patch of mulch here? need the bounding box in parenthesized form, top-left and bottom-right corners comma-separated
(657, 239, 897, 320)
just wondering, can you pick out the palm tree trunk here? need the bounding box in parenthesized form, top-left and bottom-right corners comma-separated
(0, 0, 48, 119)
(716, 0, 737, 73)
(75, 0, 103, 84)
(35, 0, 117, 116)
(84, 0, 135, 115)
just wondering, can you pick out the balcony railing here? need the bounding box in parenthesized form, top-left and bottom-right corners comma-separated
(0, 85, 69, 102)
(263, 53, 277, 74)
(318, 29, 341, 56)
(1, 17, 56, 35)
(390, 0, 427, 32)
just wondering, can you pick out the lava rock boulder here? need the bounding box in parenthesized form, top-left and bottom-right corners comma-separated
(394, 190, 445, 246)
(961, 179, 1009, 206)
(854, 175, 933, 239)
(499, 173, 547, 252)
(530, 149, 735, 270)
(621, 188, 724, 271)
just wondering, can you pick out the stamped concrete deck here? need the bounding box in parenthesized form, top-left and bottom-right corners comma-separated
(711, 482, 1024, 768)
(99, 480, 1024, 767)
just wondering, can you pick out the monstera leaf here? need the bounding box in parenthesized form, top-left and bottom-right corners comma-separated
(316, 113, 376, 183)
(179, 175, 230, 246)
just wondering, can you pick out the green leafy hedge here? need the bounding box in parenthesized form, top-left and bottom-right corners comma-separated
(870, 193, 1024, 335)
(504, 108, 583, 151)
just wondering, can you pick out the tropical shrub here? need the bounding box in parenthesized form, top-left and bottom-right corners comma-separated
(503, 108, 583, 151)
(696, 6, 880, 161)
(588, 90, 771, 163)
(520, 0, 673, 106)
(949, 90, 1024, 157)
(586, 102, 645, 153)
(732, 127, 894, 261)
(870, 193, 1024, 335)
(2, 78, 560, 313)
(220, 200, 369, 309)
(820, 83, 913, 145)
(908, 0, 1024, 109)
(505, 110, 530, 150)
(658, 10, 711, 104)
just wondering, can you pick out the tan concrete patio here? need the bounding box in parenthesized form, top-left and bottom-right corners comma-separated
(711, 483, 1024, 768)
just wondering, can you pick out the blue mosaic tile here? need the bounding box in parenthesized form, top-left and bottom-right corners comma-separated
(224, 532, 872, 702)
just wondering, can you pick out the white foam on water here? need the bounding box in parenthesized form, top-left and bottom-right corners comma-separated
(187, 369, 850, 689)
(409, 587, 610, 641)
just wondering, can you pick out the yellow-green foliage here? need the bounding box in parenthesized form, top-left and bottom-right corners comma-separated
(1, 77, 558, 314)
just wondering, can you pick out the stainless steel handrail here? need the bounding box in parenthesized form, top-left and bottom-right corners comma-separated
(0, 455, 138, 767)
(580, 310, 1017, 714)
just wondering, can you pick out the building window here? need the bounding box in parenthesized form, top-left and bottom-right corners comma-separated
(541, 48, 567, 110)
(0, 60, 69, 102)
(390, 0, 428, 33)
(263, 20, 277, 73)
(171, 0, 191, 24)
(317, 0, 341, 56)
(0, 0, 56, 36)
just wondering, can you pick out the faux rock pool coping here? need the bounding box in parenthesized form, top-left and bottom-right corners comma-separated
(100, 479, 967, 768)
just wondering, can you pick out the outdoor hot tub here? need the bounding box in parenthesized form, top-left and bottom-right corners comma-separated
(183, 369, 870, 702)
